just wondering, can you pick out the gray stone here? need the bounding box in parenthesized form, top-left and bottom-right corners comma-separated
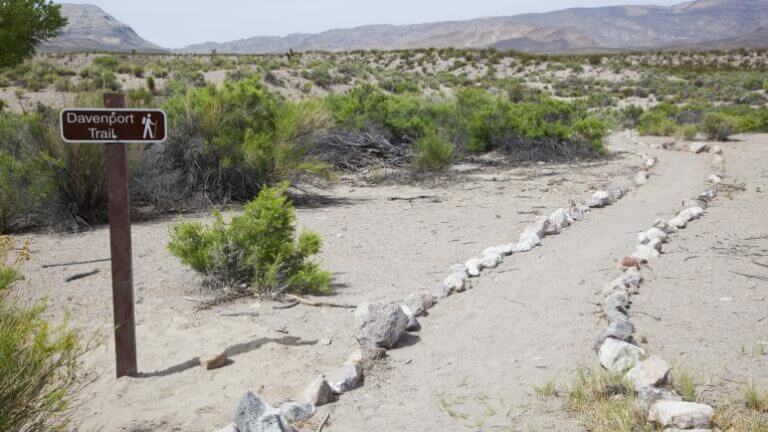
(402, 291, 436, 317)
(626, 356, 671, 391)
(609, 187, 627, 201)
(302, 377, 334, 406)
(354, 302, 409, 349)
(594, 319, 636, 353)
(689, 142, 709, 154)
(622, 268, 644, 291)
(585, 197, 604, 208)
(649, 401, 714, 429)
(605, 291, 630, 314)
(598, 338, 645, 372)
(638, 387, 682, 411)
(234, 393, 294, 432)
(324, 364, 364, 394)
(278, 402, 315, 423)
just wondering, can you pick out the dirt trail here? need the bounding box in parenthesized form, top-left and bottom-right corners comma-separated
(329, 146, 710, 431)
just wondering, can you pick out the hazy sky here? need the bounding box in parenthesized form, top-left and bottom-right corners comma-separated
(57, 0, 682, 48)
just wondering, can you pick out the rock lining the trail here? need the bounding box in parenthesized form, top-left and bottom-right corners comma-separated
(211, 140, 676, 431)
(590, 139, 724, 430)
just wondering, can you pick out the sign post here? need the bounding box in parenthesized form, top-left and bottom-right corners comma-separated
(61, 95, 167, 378)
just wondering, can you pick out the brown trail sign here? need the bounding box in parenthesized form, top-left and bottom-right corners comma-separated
(62, 94, 167, 378)
(61, 107, 167, 143)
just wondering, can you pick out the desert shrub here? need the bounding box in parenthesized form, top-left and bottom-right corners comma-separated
(701, 112, 738, 141)
(0, 107, 105, 232)
(126, 88, 152, 107)
(412, 131, 454, 172)
(135, 77, 328, 207)
(167, 184, 331, 294)
(77, 66, 120, 92)
(146, 76, 156, 93)
(91, 55, 121, 70)
(0, 236, 83, 432)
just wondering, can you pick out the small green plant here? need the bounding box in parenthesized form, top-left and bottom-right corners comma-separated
(701, 112, 737, 141)
(566, 368, 647, 432)
(168, 184, 331, 295)
(0, 236, 84, 432)
(745, 383, 768, 413)
(533, 378, 558, 398)
(672, 365, 697, 401)
(412, 131, 453, 172)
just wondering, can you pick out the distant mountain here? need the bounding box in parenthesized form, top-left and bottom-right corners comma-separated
(177, 0, 768, 54)
(37, 0, 768, 55)
(39, 4, 163, 53)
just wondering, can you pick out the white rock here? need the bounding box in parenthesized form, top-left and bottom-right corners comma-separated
(324, 364, 364, 394)
(649, 401, 714, 429)
(710, 145, 723, 155)
(482, 246, 505, 257)
(625, 356, 671, 391)
(708, 174, 722, 184)
(633, 244, 660, 261)
(686, 206, 704, 219)
(644, 158, 657, 168)
(549, 208, 571, 229)
(639, 228, 668, 245)
(678, 209, 695, 222)
(638, 387, 682, 411)
(648, 238, 663, 253)
(498, 243, 515, 255)
(635, 171, 650, 185)
(654, 219, 678, 234)
(465, 258, 483, 277)
(526, 217, 552, 239)
(622, 267, 644, 289)
(593, 190, 611, 205)
(519, 230, 542, 246)
(668, 216, 687, 229)
(443, 273, 469, 295)
(689, 142, 709, 154)
(480, 253, 503, 269)
(598, 338, 645, 372)
(512, 240, 535, 253)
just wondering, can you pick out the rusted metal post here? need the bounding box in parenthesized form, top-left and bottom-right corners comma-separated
(103, 93, 137, 378)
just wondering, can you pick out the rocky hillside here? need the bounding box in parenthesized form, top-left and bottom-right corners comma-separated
(39, 4, 163, 53)
(178, 0, 768, 54)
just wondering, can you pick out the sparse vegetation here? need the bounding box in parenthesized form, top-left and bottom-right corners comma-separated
(0, 236, 84, 432)
(565, 368, 648, 432)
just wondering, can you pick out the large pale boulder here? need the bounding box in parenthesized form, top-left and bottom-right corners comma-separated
(353, 303, 409, 349)
(549, 208, 571, 229)
(648, 401, 714, 429)
(668, 216, 687, 229)
(598, 338, 645, 372)
(638, 228, 668, 245)
(625, 356, 671, 391)
(465, 258, 483, 277)
(480, 252, 503, 269)
(442, 273, 469, 296)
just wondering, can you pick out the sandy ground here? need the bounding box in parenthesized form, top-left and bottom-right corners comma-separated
(16, 134, 638, 432)
(12, 131, 766, 431)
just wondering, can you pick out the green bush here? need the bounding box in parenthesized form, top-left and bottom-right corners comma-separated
(412, 131, 454, 172)
(0, 236, 83, 432)
(168, 184, 331, 295)
(701, 112, 737, 141)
